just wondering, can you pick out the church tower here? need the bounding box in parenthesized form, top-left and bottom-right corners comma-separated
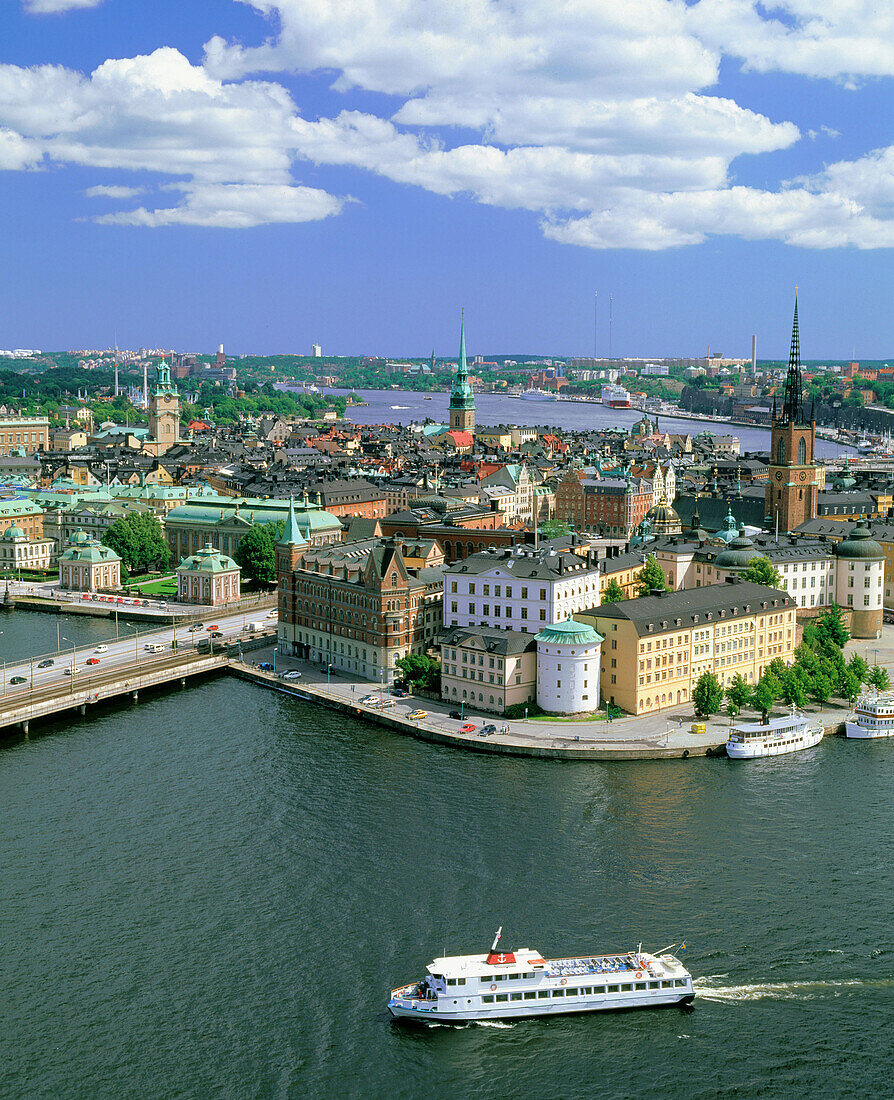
(766, 295, 818, 532)
(147, 359, 181, 453)
(449, 318, 475, 433)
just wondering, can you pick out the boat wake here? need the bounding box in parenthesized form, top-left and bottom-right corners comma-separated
(694, 977, 892, 1002)
(390, 405, 411, 409)
(475, 1020, 515, 1029)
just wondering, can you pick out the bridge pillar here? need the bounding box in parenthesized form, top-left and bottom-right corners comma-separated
(131, 690, 139, 702)
(180, 677, 186, 687)
(79, 704, 87, 716)
(21, 720, 29, 738)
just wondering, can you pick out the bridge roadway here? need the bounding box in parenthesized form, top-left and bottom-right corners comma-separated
(0, 607, 278, 736)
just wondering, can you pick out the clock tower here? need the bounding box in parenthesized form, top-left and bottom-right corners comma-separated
(765, 296, 818, 532)
(147, 359, 181, 455)
(449, 317, 475, 433)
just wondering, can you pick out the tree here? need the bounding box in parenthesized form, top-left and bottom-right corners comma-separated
(395, 654, 440, 692)
(741, 555, 782, 587)
(102, 512, 170, 575)
(693, 671, 723, 717)
(780, 666, 808, 709)
(635, 554, 670, 597)
(811, 669, 835, 706)
(847, 653, 870, 684)
(814, 603, 850, 650)
(726, 673, 751, 714)
(868, 665, 891, 692)
(538, 520, 571, 540)
(233, 523, 278, 585)
(839, 668, 862, 703)
(601, 579, 626, 604)
(750, 675, 779, 723)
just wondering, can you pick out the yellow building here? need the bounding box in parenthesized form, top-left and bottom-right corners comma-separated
(578, 580, 796, 716)
(440, 626, 536, 715)
(475, 427, 512, 452)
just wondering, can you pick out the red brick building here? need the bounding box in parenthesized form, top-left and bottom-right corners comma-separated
(555, 468, 653, 537)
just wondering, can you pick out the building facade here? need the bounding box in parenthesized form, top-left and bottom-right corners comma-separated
(58, 530, 121, 591)
(534, 618, 603, 717)
(579, 581, 797, 716)
(146, 359, 181, 455)
(439, 626, 536, 714)
(0, 416, 49, 455)
(555, 469, 653, 537)
(0, 524, 54, 573)
(176, 544, 241, 605)
(448, 321, 475, 433)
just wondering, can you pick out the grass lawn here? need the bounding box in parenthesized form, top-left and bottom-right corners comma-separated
(127, 576, 177, 596)
(537, 712, 608, 723)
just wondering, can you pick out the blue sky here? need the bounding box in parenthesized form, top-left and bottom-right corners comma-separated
(0, 0, 892, 358)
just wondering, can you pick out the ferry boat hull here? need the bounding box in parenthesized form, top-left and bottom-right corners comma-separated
(844, 691, 894, 738)
(726, 726, 822, 758)
(844, 721, 894, 739)
(388, 988, 693, 1022)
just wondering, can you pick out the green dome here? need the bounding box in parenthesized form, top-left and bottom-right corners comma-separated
(835, 521, 884, 561)
(178, 543, 239, 573)
(535, 617, 604, 647)
(70, 529, 91, 544)
(714, 529, 761, 570)
(2, 524, 25, 540)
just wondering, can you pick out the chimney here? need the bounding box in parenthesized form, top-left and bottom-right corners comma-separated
(751, 334, 757, 372)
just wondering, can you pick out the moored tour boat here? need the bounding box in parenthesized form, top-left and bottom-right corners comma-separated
(388, 928, 694, 1022)
(726, 709, 823, 759)
(845, 690, 894, 738)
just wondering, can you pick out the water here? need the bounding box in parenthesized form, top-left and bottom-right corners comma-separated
(319, 388, 855, 460)
(1, 619, 891, 1098)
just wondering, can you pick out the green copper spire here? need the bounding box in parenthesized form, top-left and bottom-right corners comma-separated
(279, 495, 306, 546)
(450, 312, 474, 412)
(458, 318, 467, 377)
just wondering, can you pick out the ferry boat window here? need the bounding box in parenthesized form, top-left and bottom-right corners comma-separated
(523, 992, 536, 1000)
(495, 994, 508, 1002)
(510, 993, 523, 1001)
(621, 983, 633, 992)
(457, 978, 466, 986)
(648, 981, 660, 989)
(537, 991, 550, 999)
(510, 973, 520, 980)
(674, 979, 687, 987)
(494, 974, 506, 982)
(480, 975, 492, 984)
(482, 995, 495, 1004)
(524, 971, 536, 979)
(660, 980, 673, 988)
(635, 982, 648, 990)
(607, 985, 620, 993)
(447, 979, 456, 986)
(552, 989, 564, 997)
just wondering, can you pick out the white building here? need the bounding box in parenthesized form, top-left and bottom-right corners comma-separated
(535, 618, 603, 716)
(311, 343, 322, 357)
(443, 547, 602, 634)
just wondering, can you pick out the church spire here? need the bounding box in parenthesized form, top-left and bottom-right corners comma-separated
(458, 312, 468, 378)
(781, 292, 804, 423)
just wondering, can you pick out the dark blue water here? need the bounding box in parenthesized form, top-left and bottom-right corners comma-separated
(1, 621, 891, 1099)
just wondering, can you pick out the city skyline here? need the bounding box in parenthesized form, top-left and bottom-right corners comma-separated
(1, 1, 892, 356)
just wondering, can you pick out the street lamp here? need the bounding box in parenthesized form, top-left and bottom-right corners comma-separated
(327, 662, 332, 686)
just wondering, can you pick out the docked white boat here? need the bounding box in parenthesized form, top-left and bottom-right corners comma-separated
(845, 690, 894, 738)
(388, 929, 693, 1022)
(726, 709, 823, 759)
(518, 387, 557, 401)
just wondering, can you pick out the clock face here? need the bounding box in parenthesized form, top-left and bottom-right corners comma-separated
(775, 471, 784, 481)
(799, 471, 807, 481)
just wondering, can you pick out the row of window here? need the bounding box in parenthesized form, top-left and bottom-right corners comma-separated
(480, 979, 687, 1003)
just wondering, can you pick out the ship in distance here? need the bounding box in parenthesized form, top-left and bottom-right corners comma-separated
(388, 928, 694, 1022)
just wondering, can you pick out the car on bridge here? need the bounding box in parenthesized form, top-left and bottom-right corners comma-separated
(279, 670, 302, 680)
(95, 645, 108, 653)
(64, 667, 82, 676)
(86, 658, 101, 665)
(459, 722, 477, 734)
(10, 676, 27, 685)
(407, 709, 428, 721)
(37, 659, 54, 669)
(188, 624, 204, 633)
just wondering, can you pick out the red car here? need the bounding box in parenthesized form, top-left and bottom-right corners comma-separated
(86, 657, 100, 665)
(459, 722, 477, 733)
(206, 625, 219, 632)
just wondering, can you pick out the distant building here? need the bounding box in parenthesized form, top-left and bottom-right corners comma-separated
(311, 343, 322, 357)
(0, 416, 49, 455)
(0, 523, 54, 573)
(58, 530, 121, 591)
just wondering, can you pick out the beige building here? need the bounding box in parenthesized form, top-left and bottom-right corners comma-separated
(176, 544, 241, 605)
(440, 626, 536, 714)
(0, 524, 54, 573)
(579, 580, 796, 716)
(0, 416, 49, 455)
(58, 530, 121, 591)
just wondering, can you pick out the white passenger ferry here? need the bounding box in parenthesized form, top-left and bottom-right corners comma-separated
(726, 709, 823, 759)
(845, 690, 894, 738)
(388, 929, 693, 1022)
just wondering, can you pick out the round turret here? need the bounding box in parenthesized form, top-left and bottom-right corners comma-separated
(714, 528, 761, 570)
(2, 524, 25, 540)
(835, 521, 884, 561)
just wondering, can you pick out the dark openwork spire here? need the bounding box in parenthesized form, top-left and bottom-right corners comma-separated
(781, 293, 804, 423)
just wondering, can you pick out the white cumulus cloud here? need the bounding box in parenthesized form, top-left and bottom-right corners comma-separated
(24, 0, 105, 13)
(84, 184, 143, 199)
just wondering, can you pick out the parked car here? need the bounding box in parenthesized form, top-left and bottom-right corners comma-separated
(459, 722, 477, 733)
(480, 724, 497, 736)
(94, 645, 108, 653)
(37, 659, 54, 669)
(360, 694, 379, 705)
(407, 709, 428, 721)
(378, 699, 395, 709)
(448, 710, 463, 720)
(258, 662, 274, 671)
(279, 670, 302, 680)
(391, 687, 409, 697)
(86, 658, 101, 665)
(10, 676, 26, 685)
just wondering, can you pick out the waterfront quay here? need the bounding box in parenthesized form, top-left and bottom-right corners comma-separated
(232, 647, 853, 761)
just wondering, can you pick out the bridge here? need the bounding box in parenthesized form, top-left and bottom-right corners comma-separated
(0, 608, 277, 738)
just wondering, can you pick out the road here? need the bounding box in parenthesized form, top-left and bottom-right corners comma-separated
(0, 607, 278, 699)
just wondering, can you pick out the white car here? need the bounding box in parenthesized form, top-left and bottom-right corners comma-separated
(360, 695, 379, 705)
(94, 645, 108, 653)
(279, 670, 302, 680)
(144, 643, 166, 653)
(64, 667, 82, 676)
